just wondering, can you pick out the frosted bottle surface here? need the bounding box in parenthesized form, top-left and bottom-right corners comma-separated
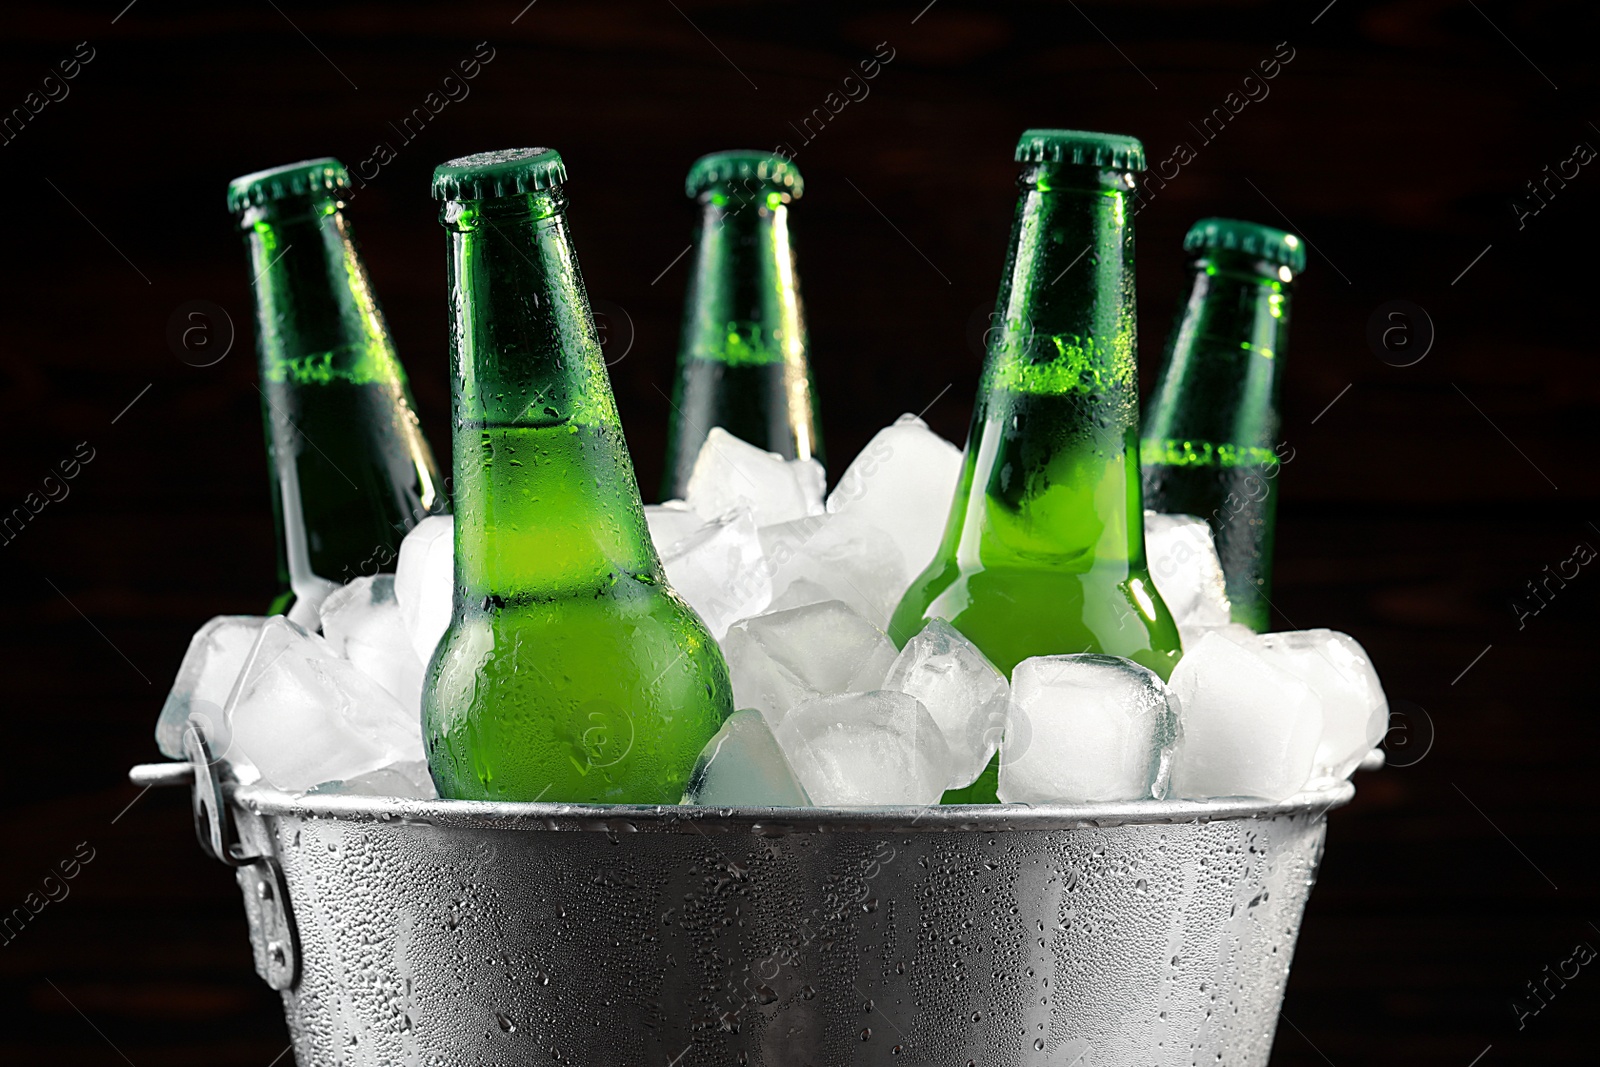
(422, 148, 732, 804)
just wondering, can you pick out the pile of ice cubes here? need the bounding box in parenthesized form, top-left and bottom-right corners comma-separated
(153, 516, 453, 797)
(154, 415, 1389, 807)
(667, 422, 1386, 807)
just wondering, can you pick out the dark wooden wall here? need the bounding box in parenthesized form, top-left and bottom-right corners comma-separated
(2, 1, 1596, 1063)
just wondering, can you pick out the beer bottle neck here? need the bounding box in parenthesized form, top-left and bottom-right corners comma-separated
(985, 163, 1138, 404)
(240, 194, 404, 387)
(682, 189, 806, 370)
(443, 188, 622, 428)
(442, 188, 656, 596)
(953, 162, 1144, 571)
(1142, 249, 1291, 461)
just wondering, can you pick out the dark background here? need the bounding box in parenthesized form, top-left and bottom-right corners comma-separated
(2, 1, 1596, 1063)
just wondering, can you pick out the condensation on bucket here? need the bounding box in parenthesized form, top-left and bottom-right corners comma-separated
(221, 785, 1346, 1067)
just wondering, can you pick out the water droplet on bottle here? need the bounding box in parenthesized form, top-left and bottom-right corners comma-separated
(860, 1028, 872, 1041)
(1035, 1038, 1046, 1051)
(495, 1012, 516, 1033)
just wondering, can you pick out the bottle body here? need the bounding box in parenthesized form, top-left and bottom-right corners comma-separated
(890, 138, 1181, 803)
(662, 161, 821, 499)
(1141, 238, 1296, 632)
(235, 169, 444, 612)
(422, 161, 731, 803)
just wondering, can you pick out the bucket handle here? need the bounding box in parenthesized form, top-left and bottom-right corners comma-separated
(132, 729, 302, 992)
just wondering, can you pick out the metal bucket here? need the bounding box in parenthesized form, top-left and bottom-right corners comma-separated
(133, 733, 1362, 1067)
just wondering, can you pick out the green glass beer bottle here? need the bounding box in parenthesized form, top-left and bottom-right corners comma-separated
(889, 130, 1182, 803)
(1140, 218, 1304, 632)
(661, 151, 823, 499)
(423, 148, 733, 804)
(229, 158, 445, 616)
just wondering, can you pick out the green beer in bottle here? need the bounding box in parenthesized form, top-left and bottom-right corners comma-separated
(661, 151, 823, 499)
(1140, 218, 1304, 632)
(423, 149, 733, 804)
(229, 158, 445, 616)
(889, 130, 1182, 803)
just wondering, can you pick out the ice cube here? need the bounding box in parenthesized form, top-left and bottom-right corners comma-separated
(998, 654, 1180, 804)
(826, 414, 963, 578)
(720, 601, 898, 725)
(320, 575, 426, 715)
(766, 577, 835, 613)
(774, 691, 951, 805)
(884, 619, 1009, 789)
(758, 512, 910, 629)
(644, 500, 707, 555)
(1258, 629, 1388, 780)
(685, 427, 824, 526)
(395, 514, 453, 666)
(1144, 512, 1232, 630)
(307, 759, 438, 799)
(660, 508, 771, 638)
(226, 617, 425, 792)
(1168, 630, 1324, 801)
(792, 458, 827, 515)
(155, 616, 267, 759)
(1179, 620, 1261, 654)
(681, 709, 812, 807)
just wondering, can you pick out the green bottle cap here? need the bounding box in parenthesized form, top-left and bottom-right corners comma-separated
(1014, 129, 1145, 171)
(1184, 217, 1306, 273)
(685, 151, 803, 199)
(227, 157, 350, 215)
(431, 148, 568, 201)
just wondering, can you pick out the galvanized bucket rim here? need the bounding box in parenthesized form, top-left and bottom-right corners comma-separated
(226, 776, 1355, 834)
